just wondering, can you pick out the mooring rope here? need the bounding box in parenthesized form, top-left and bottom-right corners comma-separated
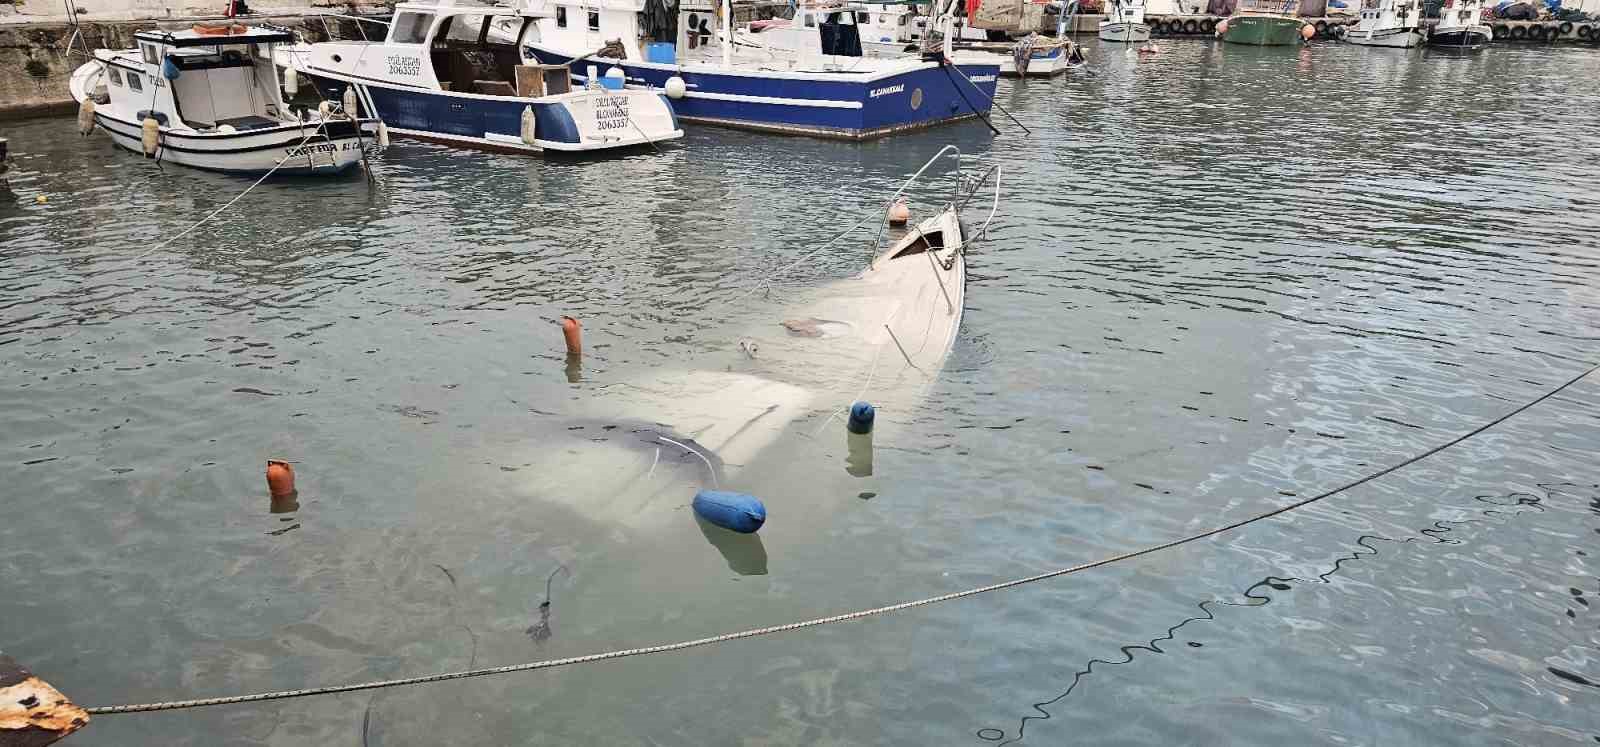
(84, 362, 1597, 715)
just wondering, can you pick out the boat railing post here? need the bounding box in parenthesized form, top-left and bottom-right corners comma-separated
(721, 0, 734, 67)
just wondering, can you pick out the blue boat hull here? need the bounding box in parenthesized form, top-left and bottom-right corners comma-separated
(526, 48, 999, 140)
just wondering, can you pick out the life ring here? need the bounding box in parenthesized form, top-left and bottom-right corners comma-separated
(1510, 24, 1527, 39)
(1182, 19, 1200, 33)
(1201, 18, 1216, 32)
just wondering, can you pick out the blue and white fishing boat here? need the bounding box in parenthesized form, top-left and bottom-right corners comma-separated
(276, 0, 683, 154)
(519, 0, 1000, 140)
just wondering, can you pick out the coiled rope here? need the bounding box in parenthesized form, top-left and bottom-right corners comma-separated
(85, 362, 1597, 715)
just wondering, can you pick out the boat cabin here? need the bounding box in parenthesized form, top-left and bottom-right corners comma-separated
(308, 0, 574, 96)
(525, 0, 652, 64)
(107, 26, 293, 131)
(737, 4, 870, 58)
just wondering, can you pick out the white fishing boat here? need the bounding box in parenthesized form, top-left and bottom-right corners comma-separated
(1426, 0, 1492, 48)
(1342, 0, 1425, 46)
(1099, 0, 1152, 41)
(277, 0, 683, 155)
(68, 25, 380, 176)
(857, 2, 925, 55)
(519, 0, 999, 139)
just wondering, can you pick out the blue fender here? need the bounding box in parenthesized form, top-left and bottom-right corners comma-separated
(693, 490, 767, 534)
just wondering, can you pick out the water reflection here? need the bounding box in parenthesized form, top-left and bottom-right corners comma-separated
(979, 490, 1551, 744)
(695, 514, 769, 576)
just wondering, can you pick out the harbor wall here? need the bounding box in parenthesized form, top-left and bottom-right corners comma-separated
(0, 9, 385, 120)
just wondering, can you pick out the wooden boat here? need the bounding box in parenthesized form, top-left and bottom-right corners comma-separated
(1100, 0, 1153, 41)
(69, 25, 379, 176)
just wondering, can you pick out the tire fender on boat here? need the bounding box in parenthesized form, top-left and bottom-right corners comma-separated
(140, 117, 159, 158)
(520, 104, 537, 146)
(1334, 24, 1349, 39)
(77, 97, 95, 136)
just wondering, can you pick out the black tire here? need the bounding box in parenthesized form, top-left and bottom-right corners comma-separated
(1201, 18, 1216, 33)
(1158, 20, 1173, 35)
(1532, 25, 1548, 40)
(1334, 24, 1348, 39)
(1559, 21, 1573, 35)
(1510, 24, 1527, 39)
(1315, 20, 1328, 35)
(1492, 24, 1506, 39)
(1578, 24, 1592, 39)
(1183, 19, 1200, 33)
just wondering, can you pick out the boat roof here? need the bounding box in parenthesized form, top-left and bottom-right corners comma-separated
(394, 0, 553, 16)
(134, 26, 295, 47)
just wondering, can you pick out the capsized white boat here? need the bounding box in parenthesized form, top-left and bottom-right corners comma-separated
(69, 24, 381, 176)
(509, 146, 1001, 533)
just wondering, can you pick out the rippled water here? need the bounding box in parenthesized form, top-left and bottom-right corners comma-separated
(4, 38, 1600, 745)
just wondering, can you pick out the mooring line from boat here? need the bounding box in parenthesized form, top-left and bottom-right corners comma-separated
(82, 362, 1599, 716)
(941, 60, 1032, 137)
(130, 122, 333, 261)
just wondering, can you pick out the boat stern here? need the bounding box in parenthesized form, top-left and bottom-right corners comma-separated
(536, 87, 684, 152)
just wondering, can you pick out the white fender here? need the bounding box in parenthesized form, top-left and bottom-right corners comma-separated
(342, 86, 358, 118)
(140, 117, 159, 157)
(376, 120, 390, 149)
(521, 105, 536, 145)
(665, 75, 687, 99)
(318, 100, 334, 121)
(77, 97, 96, 136)
(283, 66, 298, 97)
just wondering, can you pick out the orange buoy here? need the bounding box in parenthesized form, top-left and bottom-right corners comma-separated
(887, 199, 911, 226)
(561, 316, 582, 357)
(1301, 23, 1315, 39)
(266, 460, 296, 498)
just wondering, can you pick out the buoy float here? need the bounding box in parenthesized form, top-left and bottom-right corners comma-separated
(847, 400, 876, 434)
(266, 459, 296, 498)
(520, 104, 536, 146)
(1300, 23, 1315, 40)
(283, 66, 298, 97)
(35, 195, 47, 204)
(77, 97, 95, 136)
(140, 117, 159, 157)
(1215, 19, 1229, 35)
(561, 315, 582, 357)
(377, 120, 390, 149)
(318, 100, 334, 121)
(665, 75, 687, 99)
(887, 199, 910, 226)
(692, 490, 767, 534)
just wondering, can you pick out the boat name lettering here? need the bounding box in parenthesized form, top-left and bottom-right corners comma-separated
(967, 75, 997, 83)
(386, 55, 421, 77)
(593, 96, 632, 132)
(285, 142, 359, 156)
(868, 84, 905, 98)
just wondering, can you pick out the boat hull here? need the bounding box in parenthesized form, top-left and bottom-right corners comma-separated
(525, 47, 999, 140)
(300, 70, 682, 154)
(1098, 21, 1152, 42)
(1005, 45, 1076, 76)
(1427, 25, 1492, 49)
(1345, 26, 1425, 46)
(1221, 16, 1307, 45)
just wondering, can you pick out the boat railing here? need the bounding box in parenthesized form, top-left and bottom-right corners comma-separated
(310, 13, 392, 43)
(868, 144, 1002, 262)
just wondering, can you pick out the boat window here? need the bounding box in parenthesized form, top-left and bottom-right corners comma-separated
(804, 13, 815, 26)
(126, 71, 143, 91)
(587, 10, 600, 30)
(556, 7, 568, 28)
(108, 67, 123, 86)
(392, 12, 435, 44)
(441, 13, 489, 43)
(857, 11, 869, 23)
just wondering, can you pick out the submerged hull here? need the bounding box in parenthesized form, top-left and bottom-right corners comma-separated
(1428, 25, 1492, 49)
(1099, 21, 1152, 42)
(1222, 15, 1307, 45)
(525, 46, 999, 140)
(1346, 26, 1425, 47)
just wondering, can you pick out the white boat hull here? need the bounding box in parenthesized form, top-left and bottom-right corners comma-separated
(1345, 26, 1426, 47)
(1099, 21, 1153, 42)
(70, 60, 372, 176)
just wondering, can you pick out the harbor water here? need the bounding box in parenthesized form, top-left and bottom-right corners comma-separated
(4, 38, 1600, 744)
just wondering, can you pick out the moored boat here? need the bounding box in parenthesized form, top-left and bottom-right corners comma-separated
(1217, 0, 1313, 45)
(1343, 0, 1425, 47)
(69, 25, 379, 176)
(277, 0, 684, 155)
(1099, 0, 1153, 42)
(1426, 0, 1492, 48)
(520, 0, 1000, 140)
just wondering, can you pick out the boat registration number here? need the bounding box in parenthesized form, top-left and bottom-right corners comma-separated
(593, 96, 632, 132)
